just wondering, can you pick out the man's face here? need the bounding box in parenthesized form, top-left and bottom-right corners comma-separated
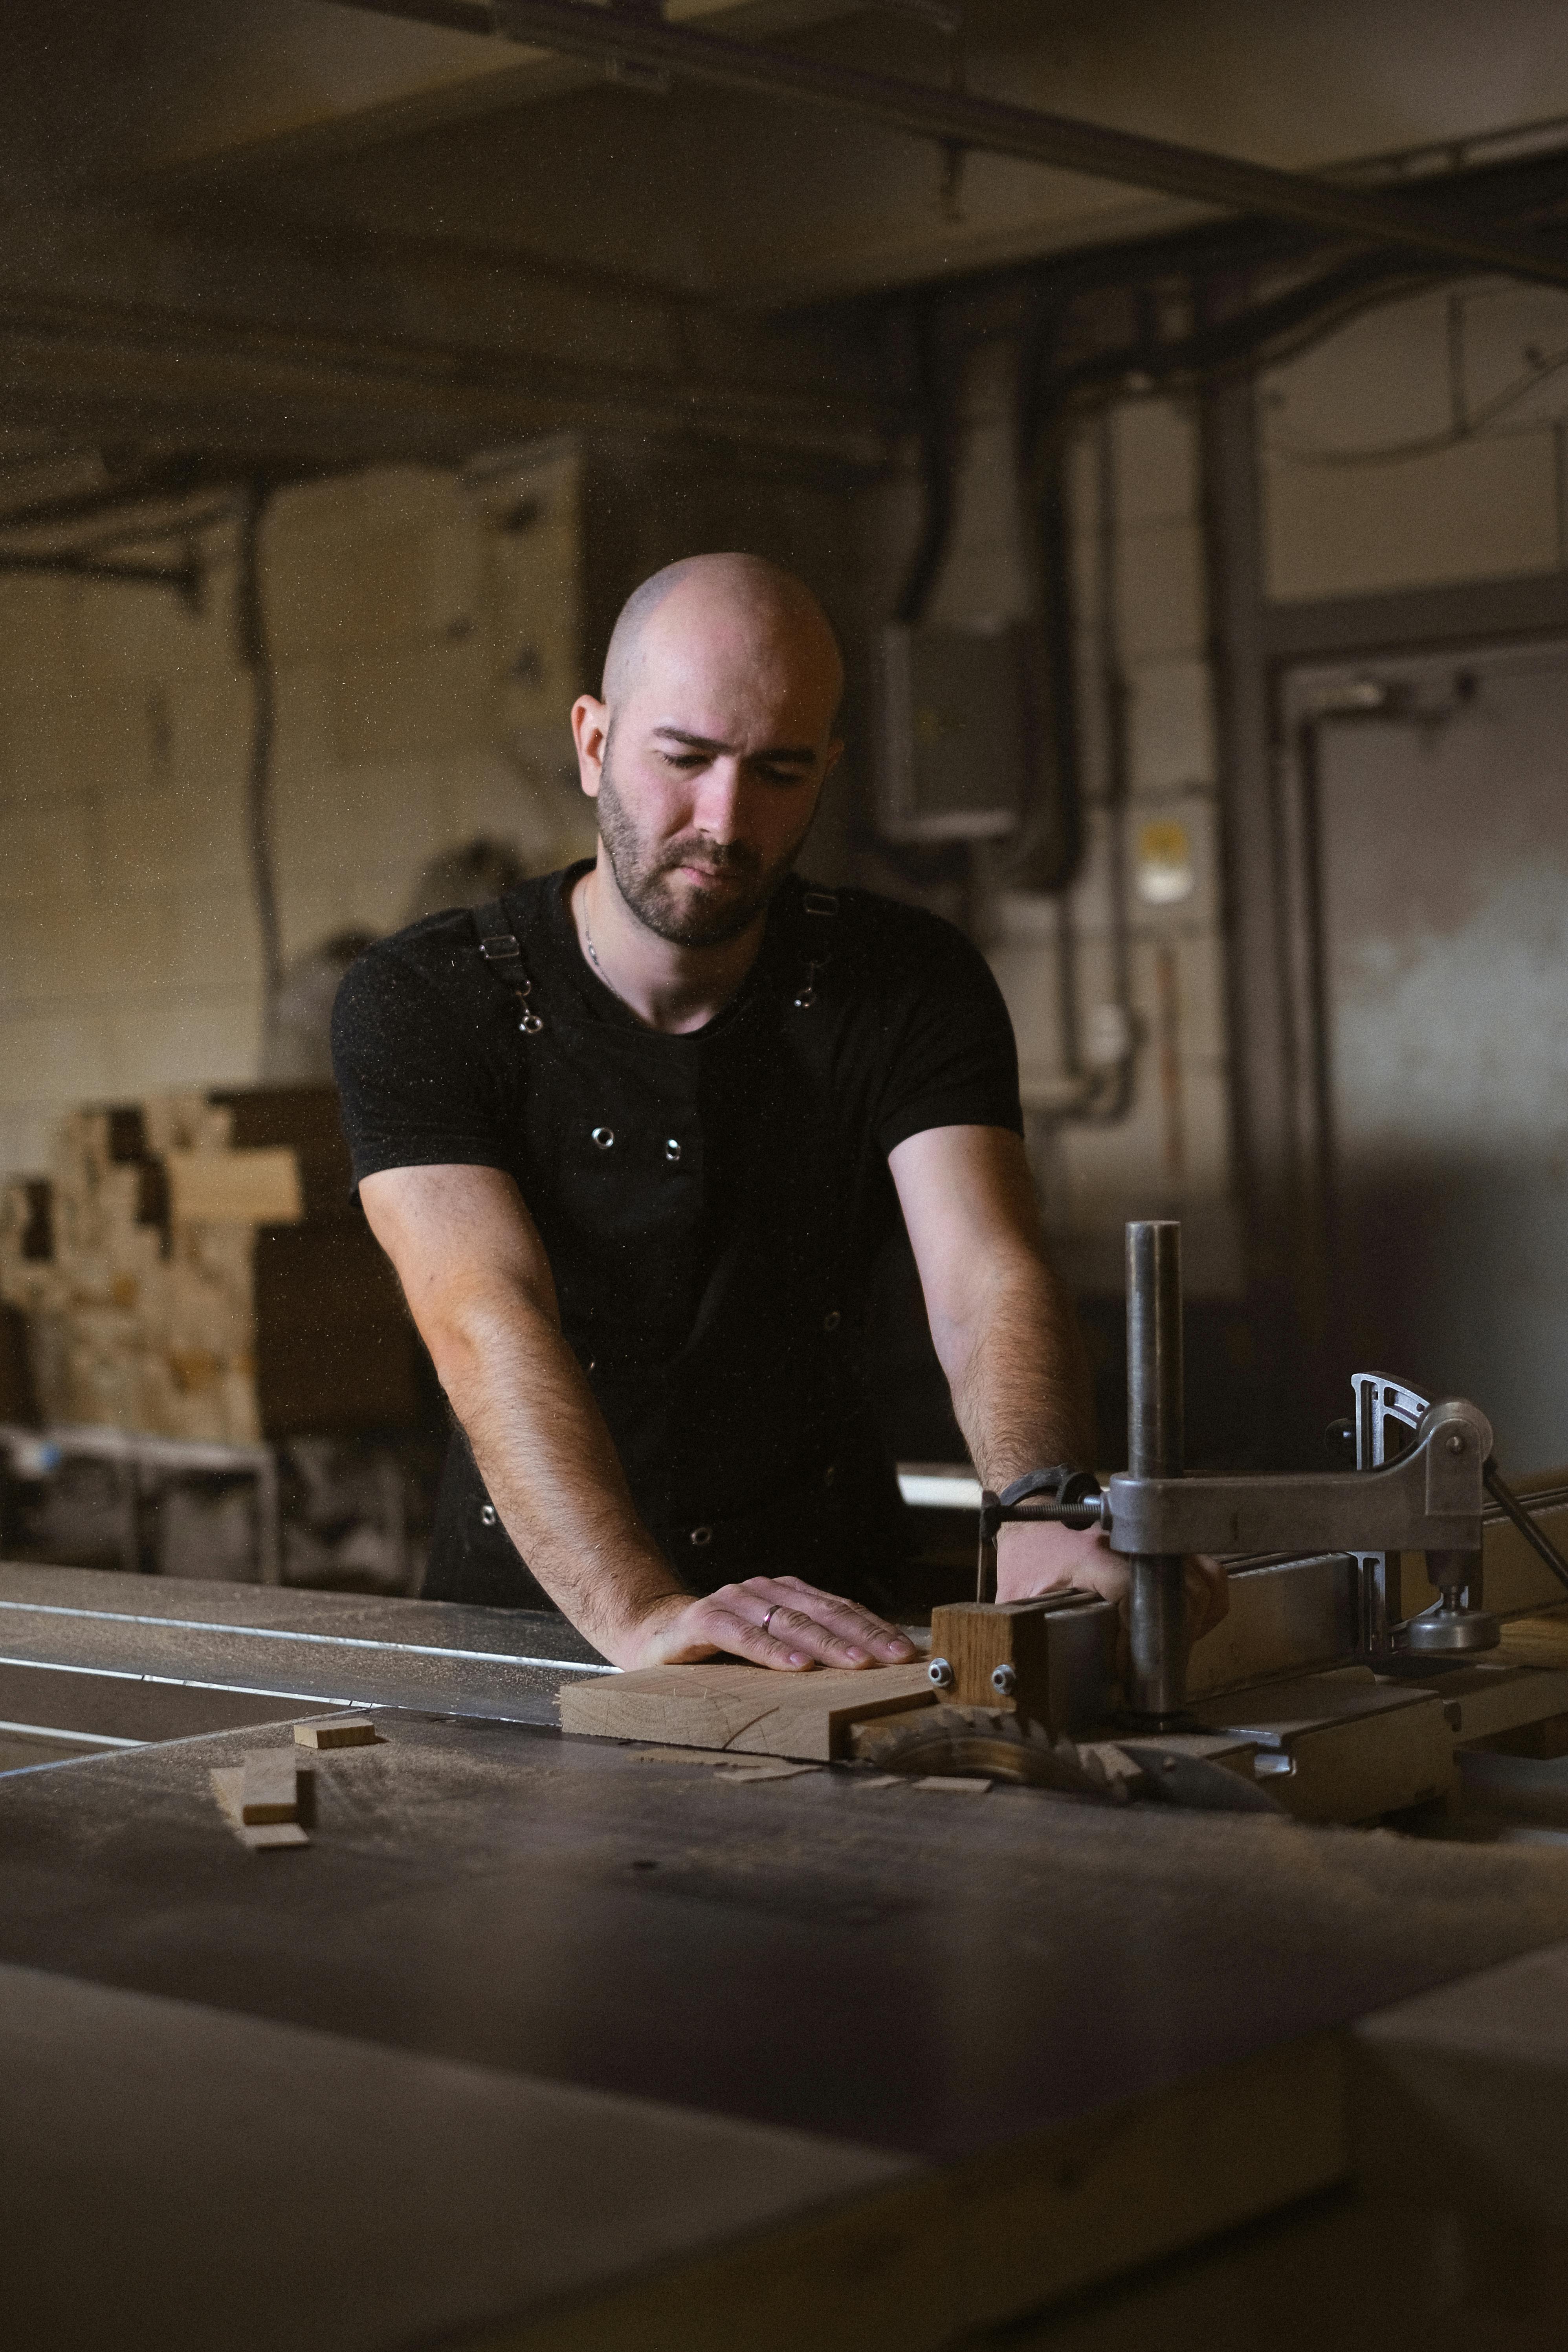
(572, 592, 843, 949)
(593, 725, 818, 949)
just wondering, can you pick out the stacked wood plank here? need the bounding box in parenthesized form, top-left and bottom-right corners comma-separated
(0, 1086, 420, 1444)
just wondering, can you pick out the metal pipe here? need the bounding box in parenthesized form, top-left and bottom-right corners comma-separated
(358, 0, 1568, 290)
(1125, 1220, 1187, 1719)
(1483, 1462, 1568, 1596)
(0, 552, 200, 600)
(236, 484, 284, 1048)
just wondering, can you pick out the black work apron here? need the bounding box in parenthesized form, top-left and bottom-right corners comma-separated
(423, 882, 910, 1612)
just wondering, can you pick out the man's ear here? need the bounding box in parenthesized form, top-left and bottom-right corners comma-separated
(571, 695, 609, 800)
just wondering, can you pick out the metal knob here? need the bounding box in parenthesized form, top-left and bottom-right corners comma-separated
(928, 1657, 954, 1689)
(990, 1662, 1017, 1697)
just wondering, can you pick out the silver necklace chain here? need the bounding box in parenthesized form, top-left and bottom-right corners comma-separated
(582, 897, 632, 1010)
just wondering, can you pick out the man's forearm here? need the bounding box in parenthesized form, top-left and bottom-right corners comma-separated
(360, 1162, 917, 1675)
(947, 1245, 1096, 1486)
(432, 1279, 686, 1658)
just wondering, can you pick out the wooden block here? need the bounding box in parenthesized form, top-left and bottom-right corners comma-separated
(558, 1661, 935, 1762)
(240, 1747, 299, 1825)
(929, 1598, 1089, 1732)
(913, 1775, 991, 1794)
(165, 1148, 303, 1227)
(210, 1768, 310, 1850)
(1497, 1610, 1568, 1670)
(294, 1716, 378, 1749)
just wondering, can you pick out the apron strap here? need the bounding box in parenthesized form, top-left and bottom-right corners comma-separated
(793, 886, 839, 1011)
(472, 898, 545, 1034)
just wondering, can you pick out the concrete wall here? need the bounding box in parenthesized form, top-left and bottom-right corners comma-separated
(0, 555, 253, 1181)
(0, 443, 594, 1177)
(1046, 396, 1237, 1298)
(0, 429, 885, 1190)
(915, 344, 1240, 1297)
(913, 273, 1568, 1307)
(1261, 279, 1568, 600)
(3, 270, 1562, 1288)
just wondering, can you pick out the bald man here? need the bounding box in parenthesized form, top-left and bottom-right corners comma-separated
(333, 554, 1223, 1672)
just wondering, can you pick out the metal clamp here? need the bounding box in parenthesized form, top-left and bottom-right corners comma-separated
(975, 1465, 1103, 1602)
(1104, 1397, 1492, 1562)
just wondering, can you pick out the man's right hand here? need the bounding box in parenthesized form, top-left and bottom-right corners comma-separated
(627, 1574, 918, 1672)
(999, 1521, 1229, 1643)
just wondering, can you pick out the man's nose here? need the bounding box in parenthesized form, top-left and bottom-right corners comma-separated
(691, 758, 746, 837)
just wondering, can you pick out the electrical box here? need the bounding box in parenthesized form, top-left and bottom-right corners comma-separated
(878, 618, 1028, 841)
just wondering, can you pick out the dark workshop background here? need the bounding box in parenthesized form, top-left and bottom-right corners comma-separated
(4, 0, 1568, 1589)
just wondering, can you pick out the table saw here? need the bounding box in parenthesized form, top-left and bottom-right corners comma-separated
(8, 1222, 1568, 2347)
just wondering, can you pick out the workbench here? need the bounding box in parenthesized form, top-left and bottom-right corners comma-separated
(5, 1561, 1568, 2350)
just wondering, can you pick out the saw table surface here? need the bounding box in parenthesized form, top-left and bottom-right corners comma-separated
(0, 1558, 607, 1728)
(6, 1706, 1568, 2156)
(7, 1564, 1568, 2348)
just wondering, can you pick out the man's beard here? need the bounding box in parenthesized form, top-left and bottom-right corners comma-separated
(596, 749, 815, 949)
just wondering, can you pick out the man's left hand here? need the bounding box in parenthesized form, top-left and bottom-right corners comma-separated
(627, 1574, 919, 1672)
(996, 1520, 1229, 1642)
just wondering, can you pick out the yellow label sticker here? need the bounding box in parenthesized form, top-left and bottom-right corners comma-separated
(1135, 818, 1195, 906)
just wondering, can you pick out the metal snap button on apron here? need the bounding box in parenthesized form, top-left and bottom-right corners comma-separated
(690, 1525, 713, 1547)
(823, 1464, 836, 1488)
(479, 1504, 497, 1526)
(591, 1126, 615, 1150)
(664, 1138, 682, 1164)
(823, 1309, 841, 1332)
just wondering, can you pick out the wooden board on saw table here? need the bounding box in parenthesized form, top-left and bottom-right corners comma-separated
(558, 1661, 935, 1762)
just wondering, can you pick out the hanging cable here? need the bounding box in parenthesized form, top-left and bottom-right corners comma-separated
(1010, 246, 1452, 1132)
(860, 302, 971, 892)
(235, 483, 284, 1056)
(893, 300, 961, 626)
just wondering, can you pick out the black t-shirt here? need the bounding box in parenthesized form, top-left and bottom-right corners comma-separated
(335, 865, 1019, 1266)
(332, 864, 1020, 1553)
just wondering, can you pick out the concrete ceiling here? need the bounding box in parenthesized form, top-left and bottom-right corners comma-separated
(39, 0, 1568, 299)
(3, 0, 1568, 501)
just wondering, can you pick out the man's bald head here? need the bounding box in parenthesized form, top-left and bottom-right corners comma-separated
(572, 552, 846, 953)
(602, 552, 844, 721)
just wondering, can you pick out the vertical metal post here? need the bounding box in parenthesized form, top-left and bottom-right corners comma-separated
(1126, 1220, 1187, 1720)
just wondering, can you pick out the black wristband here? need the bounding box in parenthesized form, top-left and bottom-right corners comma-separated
(980, 1465, 1101, 1543)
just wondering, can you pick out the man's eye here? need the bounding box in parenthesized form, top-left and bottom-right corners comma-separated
(757, 766, 810, 787)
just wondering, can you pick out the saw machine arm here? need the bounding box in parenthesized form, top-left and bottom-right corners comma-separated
(981, 1222, 1568, 1724)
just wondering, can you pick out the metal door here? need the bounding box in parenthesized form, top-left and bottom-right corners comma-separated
(1296, 641, 1568, 1476)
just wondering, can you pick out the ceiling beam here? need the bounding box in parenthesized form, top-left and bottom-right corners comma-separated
(326, 0, 1568, 289)
(130, 1, 860, 193)
(0, 281, 897, 467)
